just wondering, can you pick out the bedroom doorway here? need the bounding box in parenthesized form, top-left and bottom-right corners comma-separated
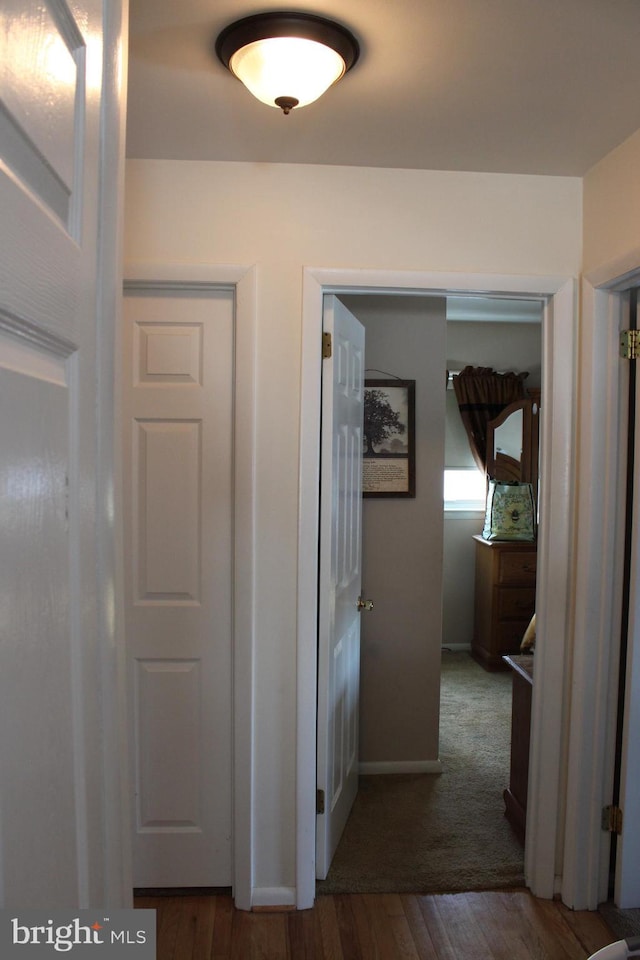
(298, 266, 575, 909)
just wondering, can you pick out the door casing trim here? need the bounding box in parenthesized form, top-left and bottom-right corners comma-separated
(561, 252, 640, 909)
(123, 261, 257, 911)
(297, 266, 576, 909)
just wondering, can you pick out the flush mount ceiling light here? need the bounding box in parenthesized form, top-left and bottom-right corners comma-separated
(215, 12, 359, 114)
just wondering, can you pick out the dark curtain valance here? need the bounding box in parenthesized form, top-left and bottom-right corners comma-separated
(453, 366, 528, 472)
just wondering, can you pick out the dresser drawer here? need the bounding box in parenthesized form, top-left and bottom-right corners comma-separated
(498, 551, 537, 585)
(496, 587, 536, 621)
(472, 536, 537, 670)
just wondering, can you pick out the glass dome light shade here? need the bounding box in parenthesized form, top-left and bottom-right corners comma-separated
(215, 13, 359, 113)
(229, 36, 346, 109)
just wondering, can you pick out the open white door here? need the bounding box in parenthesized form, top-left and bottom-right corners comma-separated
(615, 291, 640, 908)
(316, 295, 366, 880)
(0, 1, 127, 906)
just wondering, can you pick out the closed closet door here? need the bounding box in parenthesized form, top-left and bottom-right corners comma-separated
(124, 285, 234, 887)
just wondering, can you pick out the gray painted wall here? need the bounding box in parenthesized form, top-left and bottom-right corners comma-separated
(341, 294, 446, 765)
(342, 295, 542, 764)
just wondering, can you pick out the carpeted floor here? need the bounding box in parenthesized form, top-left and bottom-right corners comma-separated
(599, 902, 640, 940)
(316, 649, 525, 895)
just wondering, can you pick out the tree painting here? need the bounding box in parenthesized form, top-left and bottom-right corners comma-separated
(364, 387, 406, 456)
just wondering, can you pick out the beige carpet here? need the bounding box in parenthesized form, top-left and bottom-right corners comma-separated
(316, 649, 525, 895)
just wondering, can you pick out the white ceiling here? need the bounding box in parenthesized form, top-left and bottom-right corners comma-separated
(127, 0, 640, 176)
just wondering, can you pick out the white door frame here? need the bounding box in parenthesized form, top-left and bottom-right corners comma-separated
(123, 262, 257, 911)
(297, 266, 577, 910)
(97, 0, 132, 907)
(560, 250, 640, 909)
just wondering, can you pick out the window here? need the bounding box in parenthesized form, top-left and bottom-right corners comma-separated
(444, 468, 486, 511)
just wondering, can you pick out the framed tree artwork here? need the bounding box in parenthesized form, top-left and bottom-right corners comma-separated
(363, 379, 416, 498)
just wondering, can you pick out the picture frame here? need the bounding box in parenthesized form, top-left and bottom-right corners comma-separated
(363, 379, 416, 498)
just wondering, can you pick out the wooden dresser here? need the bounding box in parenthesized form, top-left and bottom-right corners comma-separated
(471, 535, 536, 670)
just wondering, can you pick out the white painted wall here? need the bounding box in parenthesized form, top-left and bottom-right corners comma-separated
(583, 128, 640, 275)
(124, 159, 581, 902)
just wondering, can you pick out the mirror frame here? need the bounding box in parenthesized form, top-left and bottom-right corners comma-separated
(486, 391, 540, 508)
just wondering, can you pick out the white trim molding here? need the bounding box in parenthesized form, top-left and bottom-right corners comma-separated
(251, 887, 297, 910)
(560, 255, 640, 909)
(524, 279, 577, 899)
(297, 266, 577, 911)
(123, 261, 257, 912)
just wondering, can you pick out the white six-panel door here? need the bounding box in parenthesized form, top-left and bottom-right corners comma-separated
(123, 285, 234, 887)
(316, 296, 365, 879)
(0, 0, 125, 906)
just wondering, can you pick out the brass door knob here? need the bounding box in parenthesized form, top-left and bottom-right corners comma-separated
(357, 597, 374, 612)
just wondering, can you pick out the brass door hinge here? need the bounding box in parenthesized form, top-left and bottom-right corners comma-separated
(602, 805, 623, 834)
(322, 332, 332, 359)
(316, 789, 325, 815)
(620, 329, 640, 360)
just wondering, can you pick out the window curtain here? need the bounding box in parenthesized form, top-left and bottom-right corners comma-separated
(452, 366, 528, 472)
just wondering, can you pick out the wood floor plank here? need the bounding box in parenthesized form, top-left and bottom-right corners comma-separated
(556, 902, 615, 956)
(288, 906, 325, 960)
(333, 895, 365, 960)
(490, 888, 551, 959)
(361, 895, 406, 960)
(158, 897, 189, 960)
(259, 914, 291, 960)
(501, 889, 572, 960)
(167, 895, 218, 960)
(349, 894, 380, 959)
(229, 908, 252, 960)
(211, 893, 234, 960)
(463, 890, 532, 960)
(230, 910, 291, 960)
(134, 889, 618, 960)
(316, 894, 345, 960)
(414, 895, 457, 960)
(190, 896, 217, 960)
(516, 892, 591, 960)
(399, 895, 439, 960)
(432, 892, 500, 960)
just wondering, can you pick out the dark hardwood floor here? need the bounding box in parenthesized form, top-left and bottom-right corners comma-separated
(134, 888, 615, 960)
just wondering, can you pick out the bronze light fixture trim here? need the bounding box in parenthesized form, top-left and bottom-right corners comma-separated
(215, 12, 360, 114)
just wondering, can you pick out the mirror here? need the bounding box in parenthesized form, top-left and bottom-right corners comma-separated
(493, 407, 523, 466)
(486, 393, 540, 506)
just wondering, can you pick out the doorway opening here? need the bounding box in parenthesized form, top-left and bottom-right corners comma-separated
(314, 291, 543, 894)
(296, 266, 576, 910)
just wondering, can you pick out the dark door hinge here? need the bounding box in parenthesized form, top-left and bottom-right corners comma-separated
(316, 789, 325, 815)
(602, 805, 623, 834)
(322, 332, 332, 359)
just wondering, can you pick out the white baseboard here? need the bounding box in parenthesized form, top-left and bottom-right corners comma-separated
(251, 886, 296, 910)
(358, 760, 443, 775)
(441, 643, 471, 652)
